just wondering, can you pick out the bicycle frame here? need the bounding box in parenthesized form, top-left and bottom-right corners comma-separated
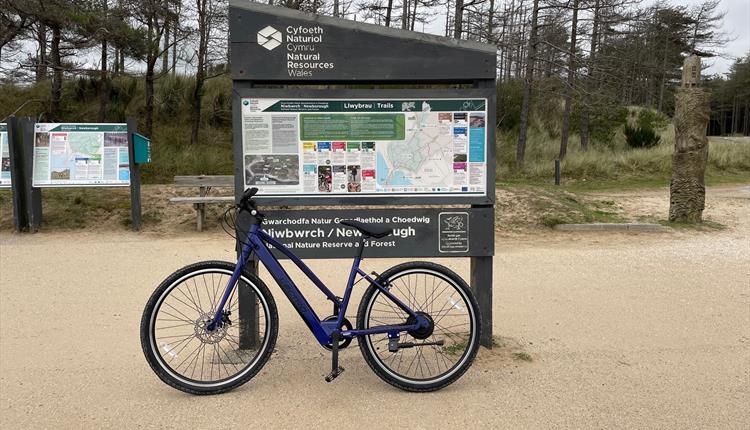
(208, 222, 421, 346)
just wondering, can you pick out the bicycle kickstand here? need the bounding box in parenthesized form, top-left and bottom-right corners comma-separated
(325, 331, 345, 383)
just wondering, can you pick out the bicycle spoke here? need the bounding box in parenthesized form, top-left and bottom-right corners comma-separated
(157, 310, 194, 324)
(170, 291, 203, 315)
(202, 275, 215, 313)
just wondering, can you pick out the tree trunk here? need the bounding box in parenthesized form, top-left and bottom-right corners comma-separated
(559, 0, 579, 160)
(516, 0, 539, 168)
(670, 88, 710, 222)
(36, 22, 48, 82)
(171, 14, 178, 76)
(145, 64, 155, 137)
(145, 17, 156, 137)
(191, 0, 208, 146)
(385, 0, 393, 27)
(657, 31, 668, 112)
(113, 47, 119, 74)
(579, 0, 600, 151)
(487, 0, 495, 43)
(402, 0, 409, 30)
(98, 38, 108, 122)
(504, 0, 514, 82)
(97, 0, 109, 122)
(50, 25, 62, 121)
(191, 73, 205, 146)
(333, 0, 339, 17)
(453, 0, 463, 38)
(410, 0, 418, 30)
(515, 4, 525, 78)
(444, 0, 451, 37)
(162, 16, 170, 73)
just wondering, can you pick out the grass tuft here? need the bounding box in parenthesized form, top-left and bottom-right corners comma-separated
(513, 352, 533, 362)
(659, 219, 726, 230)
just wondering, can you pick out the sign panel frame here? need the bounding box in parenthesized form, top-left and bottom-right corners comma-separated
(31, 123, 131, 188)
(233, 87, 496, 206)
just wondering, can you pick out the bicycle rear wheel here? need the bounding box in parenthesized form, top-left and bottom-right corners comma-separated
(140, 261, 278, 395)
(356, 262, 481, 392)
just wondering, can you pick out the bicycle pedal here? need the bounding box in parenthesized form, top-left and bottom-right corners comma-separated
(324, 366, 345, 383)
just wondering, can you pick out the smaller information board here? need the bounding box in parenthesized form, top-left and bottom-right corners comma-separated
(0, 124, 9, 187)
(32, 123, 130, 187)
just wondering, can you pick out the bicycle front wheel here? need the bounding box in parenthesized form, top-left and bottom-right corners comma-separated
(356, 262, 481, 392)
(140, 261, 278, 395)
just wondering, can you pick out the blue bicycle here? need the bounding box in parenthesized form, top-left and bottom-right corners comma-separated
(141, 188, 481, 393)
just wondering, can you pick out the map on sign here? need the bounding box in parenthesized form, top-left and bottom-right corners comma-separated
(241, 98, 487, 197)
(245, 154, 299, 186)
(0, 124, 9, 187)
(33, 123, 130, 187)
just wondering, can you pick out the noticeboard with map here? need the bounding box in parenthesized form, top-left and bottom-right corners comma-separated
(241, 98, 488, 197)
(32, 123, 130, 187)
(0, 124, 9, 187)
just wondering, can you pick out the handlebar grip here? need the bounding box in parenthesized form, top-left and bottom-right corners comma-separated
(240, 187, 258, 207)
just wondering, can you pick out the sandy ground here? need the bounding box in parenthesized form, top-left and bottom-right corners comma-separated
(1, 185, 749, 429)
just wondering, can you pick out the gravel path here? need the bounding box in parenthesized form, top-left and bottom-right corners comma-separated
(1, 185, 748, 429)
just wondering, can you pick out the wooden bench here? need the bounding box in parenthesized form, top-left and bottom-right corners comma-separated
(169, 175, 235, 231)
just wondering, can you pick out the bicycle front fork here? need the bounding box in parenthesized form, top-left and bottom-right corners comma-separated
(207, 242, 254, 332)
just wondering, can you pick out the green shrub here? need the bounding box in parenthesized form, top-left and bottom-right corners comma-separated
(624, 124, 661, 148)
(637, 107, 670, 130)
(571, 104, 628, 147)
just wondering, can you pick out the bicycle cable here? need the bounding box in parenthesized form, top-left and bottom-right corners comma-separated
(219, 204, 255, 249)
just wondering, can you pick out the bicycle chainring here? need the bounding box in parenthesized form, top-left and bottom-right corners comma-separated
(322, 316, 353, 350)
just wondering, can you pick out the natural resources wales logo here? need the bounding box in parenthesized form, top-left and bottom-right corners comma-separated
(257, 26, 282, 51)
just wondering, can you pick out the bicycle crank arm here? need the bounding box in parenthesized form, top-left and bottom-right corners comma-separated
(389, 339, 445, 352)
(325, 331, 345, 382)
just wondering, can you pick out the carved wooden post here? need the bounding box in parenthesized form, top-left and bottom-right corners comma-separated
(670, 55, 710, 223)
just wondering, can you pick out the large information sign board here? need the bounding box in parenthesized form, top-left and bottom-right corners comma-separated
(241, 98, 488, 197)
(0, 124, 9, 187)
(32, 123, 130, 187)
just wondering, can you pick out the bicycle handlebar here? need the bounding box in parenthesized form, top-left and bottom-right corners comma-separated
(239, 187, 266, 222)
(240, 187, 258, 209)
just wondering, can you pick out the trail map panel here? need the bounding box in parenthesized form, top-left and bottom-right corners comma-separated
(0, 124, 9, 187)
(241, 98, 488, 197)
(32, 123, 130, 187)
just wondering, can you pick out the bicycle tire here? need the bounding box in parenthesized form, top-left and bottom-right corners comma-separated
(140, 261, 278, 395)
(356, 261, 481, 392)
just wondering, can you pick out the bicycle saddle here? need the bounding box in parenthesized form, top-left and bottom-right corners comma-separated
(339, 220, 392, 239)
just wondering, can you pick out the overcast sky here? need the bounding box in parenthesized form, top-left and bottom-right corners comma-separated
(421, 0, 750, 76)
(2, 0, 748, 78)
(672, 0, 749, 75)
